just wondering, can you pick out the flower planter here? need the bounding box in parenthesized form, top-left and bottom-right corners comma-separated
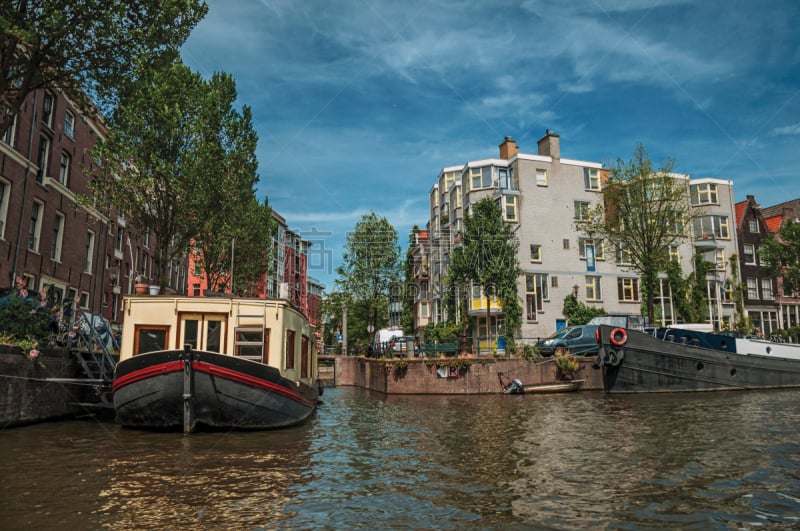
(134, 283, 149, 295)
(148, 285, 161, 296)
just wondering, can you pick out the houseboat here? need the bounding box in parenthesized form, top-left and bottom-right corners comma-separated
(594, 325, 800, 393)
(112, 295, 320, 432)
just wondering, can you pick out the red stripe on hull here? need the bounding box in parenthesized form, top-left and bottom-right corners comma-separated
(112, 360, 184, 392)
(113, 359, 314, 408)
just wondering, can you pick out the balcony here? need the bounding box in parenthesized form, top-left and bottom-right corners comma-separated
(694, 232, 724, 249)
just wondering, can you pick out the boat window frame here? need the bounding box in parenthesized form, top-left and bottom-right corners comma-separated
(234, 326, 265, 363)
(133, 325, 170, 355)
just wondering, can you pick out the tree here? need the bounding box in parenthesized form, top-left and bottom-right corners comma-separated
(0, 0, 207, 139)
(335, 212, 401, 343)
(448, 197, 522, 351)
(187, 74, 274, 293)
(760, 218, 800, 297)
(86, 60, 268, 290)
(582, 144, 693, 324)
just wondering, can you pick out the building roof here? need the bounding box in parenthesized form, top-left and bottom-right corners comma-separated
(735, 201, 747, 227)
(765, 215, 783, 233)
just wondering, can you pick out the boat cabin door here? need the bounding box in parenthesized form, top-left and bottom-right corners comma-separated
(179, 313, 227, 352)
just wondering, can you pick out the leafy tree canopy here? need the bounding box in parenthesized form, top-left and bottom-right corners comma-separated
(86, 59, 269, 289)
(0, 0, 207, 137)
(760, 218, 800, 296)
(582, 143, 692, 323)
(335, 212, 401, 339)
(448, 197, 521, 348)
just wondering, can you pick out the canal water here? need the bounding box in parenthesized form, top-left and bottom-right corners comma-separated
(1, 387, 799, 529)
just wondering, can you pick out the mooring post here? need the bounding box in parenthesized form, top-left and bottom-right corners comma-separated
(182, 345, 195, 434)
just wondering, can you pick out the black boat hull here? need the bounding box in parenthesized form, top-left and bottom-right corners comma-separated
(596, 325, 800, 393)
(113, 349, 318, 431)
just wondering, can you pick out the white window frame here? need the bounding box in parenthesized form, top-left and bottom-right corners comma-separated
(743, 243, 756, 265)
(761, 279, 773, 300)
(36, 135, 50, 183)
(85, 229, 95, 274)
(746, 277, 758, 299)
(51, 211, 65, 262)
(536, 168, 547, 186)
(28, 199, 44, 252)
(58, 151, 70, 186)
(749, 219, 759, 233)
(64, 110, 75, 138)
(0, 178, 9, 239)
(2, 107, 16, 145)
(42, 91, 54, 127)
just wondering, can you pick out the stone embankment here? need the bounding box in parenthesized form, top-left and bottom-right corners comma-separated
(0, 346, 96, 428)
(334, 355, 603, 394)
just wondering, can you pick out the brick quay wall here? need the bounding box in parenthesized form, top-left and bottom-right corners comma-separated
(0, 347, 92, 428)
(334, 356, 604, 394)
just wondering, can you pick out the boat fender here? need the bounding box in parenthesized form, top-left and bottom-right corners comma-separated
(610, 328, 628, 347)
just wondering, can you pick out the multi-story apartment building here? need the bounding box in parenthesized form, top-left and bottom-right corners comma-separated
(0, 87, 177, 327)
(734, 195, 778, 335)
(414, 131, 741, 349)
(761, 198, 800, 331)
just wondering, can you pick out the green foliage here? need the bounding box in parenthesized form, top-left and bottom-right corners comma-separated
(447, 197, 522, 348)
(86, 59, 269, 290)
(335, 212, 402, 340)
(760, 219, 800, 296)
(0, 295, 54, 345)
(423, 321, 463, 343)
(582, 144, 692, 322)
(562, 294, 606, 325)
(0, 0, 207, 138)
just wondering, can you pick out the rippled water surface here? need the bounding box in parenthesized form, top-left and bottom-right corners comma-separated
(2, 387, 800, 529)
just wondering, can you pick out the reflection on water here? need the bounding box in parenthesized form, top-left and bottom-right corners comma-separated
(1, 388, 799, 529)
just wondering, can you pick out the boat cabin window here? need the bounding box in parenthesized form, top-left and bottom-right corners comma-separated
(235, 327, 266, 362)
(179, 313, 226, 352)
(286, 330, 296, 370)
(134, 325, 169, 354)
(301, 335, 310, 377)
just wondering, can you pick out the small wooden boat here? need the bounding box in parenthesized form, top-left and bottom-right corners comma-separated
(503, 378, 585, 395)
(112, 295, 320, 432)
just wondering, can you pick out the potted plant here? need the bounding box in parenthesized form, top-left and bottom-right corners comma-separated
(134, 273, 148, 295)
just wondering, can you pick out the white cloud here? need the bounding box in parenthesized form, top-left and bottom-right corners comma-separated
(772, 122, 800, 135)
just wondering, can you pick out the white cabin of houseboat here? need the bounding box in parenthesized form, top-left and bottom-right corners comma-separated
(120, 295, 318, 387)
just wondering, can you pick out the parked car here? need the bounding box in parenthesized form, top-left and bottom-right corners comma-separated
(536, 324, 600, 357)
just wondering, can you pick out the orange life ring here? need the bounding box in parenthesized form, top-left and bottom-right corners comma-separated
(595, 327, 601, 344)
(610, 328, 627, 346)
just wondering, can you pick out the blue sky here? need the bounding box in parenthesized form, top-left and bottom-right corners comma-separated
(180, 0, 800, 290)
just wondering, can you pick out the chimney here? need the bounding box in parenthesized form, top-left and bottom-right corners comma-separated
(537, 129, 560, 159)
(499, 136, 519, 159)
